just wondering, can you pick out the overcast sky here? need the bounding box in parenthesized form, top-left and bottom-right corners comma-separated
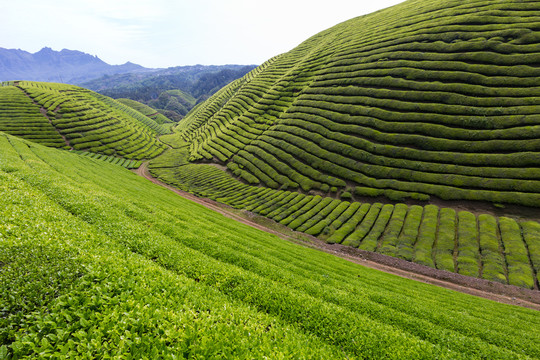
(3, 0, 405, 69)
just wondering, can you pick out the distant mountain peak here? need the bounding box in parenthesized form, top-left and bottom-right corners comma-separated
(0, 47, 150, 84)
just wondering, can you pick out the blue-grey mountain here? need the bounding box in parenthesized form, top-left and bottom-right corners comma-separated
(0, 47, 148, 83)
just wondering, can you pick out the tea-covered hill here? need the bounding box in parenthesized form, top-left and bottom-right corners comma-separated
(150, 0, 540, 287)
(2, 1, 540, 356)
(178, 0, 540, 207)
(0, 81, 167, 161)
(1, 132, 540, 358)
(116, 98, 174, 126)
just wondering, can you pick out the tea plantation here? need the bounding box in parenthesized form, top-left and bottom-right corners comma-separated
(150, 141, 540, 289)
(1, 132, 540, 358)
(0, 81, 167, 160)
(148, 0, 540, 288)
(116, 98, 174, 126)
(178, 0, 540, 207)
(2, 0, 540, 357)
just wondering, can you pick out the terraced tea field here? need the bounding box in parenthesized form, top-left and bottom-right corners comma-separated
(2, 0, 540, 356)
(177, 0, 540, 207)
(150, 143, 540, 289)
(73, 150, 143, 169)
(117, 98, 174, 126)
(0, 81, 167, 160)
(2, 132, 540, 358)
(147, 0, 540, 289)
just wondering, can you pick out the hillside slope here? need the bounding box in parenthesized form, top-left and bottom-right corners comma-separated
(151, 140, 540, 289)
(82, 65, 257, 121)
(1, 132, 539, 358)
(151, 0, 540, 287)
(178, 0, 540, 208)
(0, 81, 167, 160)
(117, 98, 174, 125)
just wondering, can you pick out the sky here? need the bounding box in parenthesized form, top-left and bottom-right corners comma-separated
(2, 0, 405, 69)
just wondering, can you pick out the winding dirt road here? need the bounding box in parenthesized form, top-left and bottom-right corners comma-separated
(135, 162, 540, 311)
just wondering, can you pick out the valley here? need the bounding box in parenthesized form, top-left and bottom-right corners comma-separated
(1, 0, 540, 358)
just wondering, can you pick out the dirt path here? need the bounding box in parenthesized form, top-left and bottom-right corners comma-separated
(135, 162, 540, 311)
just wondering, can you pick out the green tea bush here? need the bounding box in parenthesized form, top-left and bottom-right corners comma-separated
(259, 134, 345, 188)
(433, 208, 456, 272)
(340, 191, 352, 200)
(342, 203, 383, 248)
(396, 205, 424, 261)
(499, 217, 535, 289)
(244, 145, 300, 188)
(252, 140, 315, 191)
(272, 195, 313, 223)
(478, 214, 507, 284)
(280, 196, 322, 226)
(378, 203, 408, 256)
(288, 197, 333, 230)
(327, 203, 370, 244)
(296, 198, 341, 233)
(456, 211, 480, 277)
(251, 191, 289, 214)
(520, 220, 540, 285)
(306, 201, 350, 236)
(234, 151, 280, 188)
(261, 192, 300, 217)
(0, 245, 84, 347)
(413, 205, 439, 267)
(324, 202, 360, 236)
(358, 204, 394, 252)
(230, 187, 270, 207)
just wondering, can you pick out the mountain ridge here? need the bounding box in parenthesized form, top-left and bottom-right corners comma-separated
(0, 47, 257, 121)
(0, 47, 149, 84)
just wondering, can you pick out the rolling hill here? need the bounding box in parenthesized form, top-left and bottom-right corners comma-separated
(1, 132, 539, 359)
(1, 0, 540, 357)
(0, 81, 167, 161)
(150, 0, 540, 288)
(116, 98, 174, 126)
(82, 65, 257, 121)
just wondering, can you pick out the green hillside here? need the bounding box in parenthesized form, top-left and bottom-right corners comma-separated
(0, 81, 168, 160)
(148, 0, 540, 287)
(117, 98, 174, 125)
(178, 0, 540, 207)
(2, 0, 540, 356)
(151, 141, 540, 289)
(1, 133, 540, 358)
(147, 89, 197, 120)
(82, 65, 256, 121)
